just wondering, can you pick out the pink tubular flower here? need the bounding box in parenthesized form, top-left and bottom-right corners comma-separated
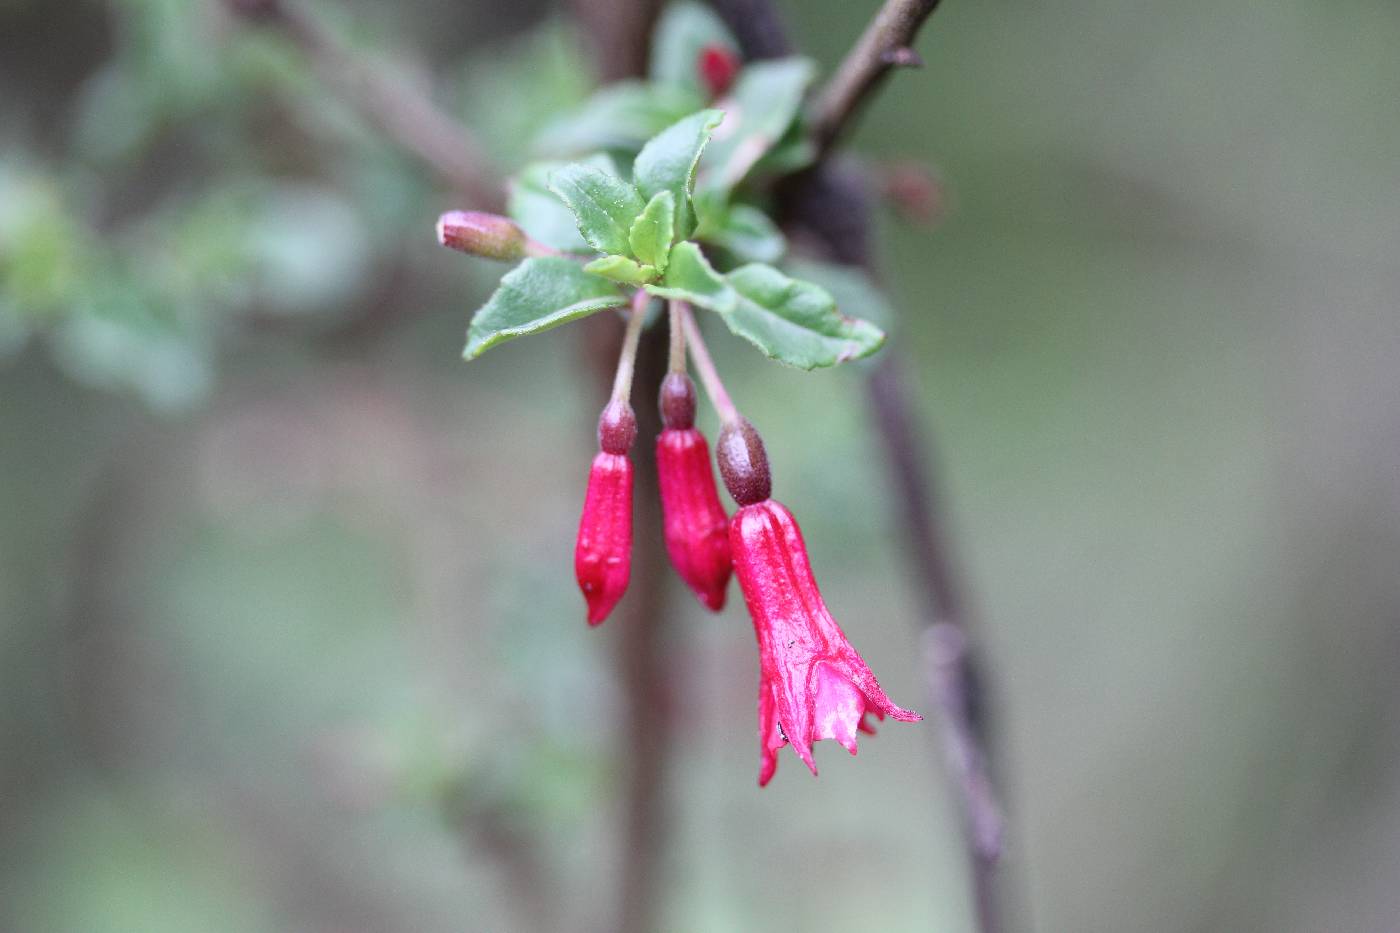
(731, 499, 921, 784)
(717, 415, 920, 786)
(575, 400, 635, 625)
(656, 372, 730, 610)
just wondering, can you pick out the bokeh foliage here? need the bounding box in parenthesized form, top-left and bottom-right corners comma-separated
(2, 1, 1399, 932)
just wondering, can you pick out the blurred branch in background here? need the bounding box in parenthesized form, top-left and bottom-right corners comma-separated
(564, 5, 673, 933)
(809, 0, 944, 156)
(711, 1, 1009, 929)
(222, 1, 675, 930)
(223, 0, 504, 210)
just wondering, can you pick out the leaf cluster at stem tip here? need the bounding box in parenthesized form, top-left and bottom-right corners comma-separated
(456, 3, 891, 370)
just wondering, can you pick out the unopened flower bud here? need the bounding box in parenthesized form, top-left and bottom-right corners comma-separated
(658, 372, 697, 431)
(576, 450, 632, 626)
(436, 210, 526, 261)
(657, 425, 731, 611)
(698, 44, 741, 100)
(716, 417, 771, 506)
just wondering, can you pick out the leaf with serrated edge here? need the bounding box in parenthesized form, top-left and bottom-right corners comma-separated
(644, 241, 733, 312)
(633, 110, 723, 238)
(509, 154, 620, 252)
(784, 259, 895, 332)
(629, 191, 676, 272)
(465, 258, 626, 359)
(722, 263, 885, 369)
(547, 164, 645, 256)
(584, 255, 658, 285)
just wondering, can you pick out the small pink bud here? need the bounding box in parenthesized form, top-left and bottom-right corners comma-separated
(697, 44, 741, 100)
(436, 210, 526, 261)
(730, 498, 920, 785)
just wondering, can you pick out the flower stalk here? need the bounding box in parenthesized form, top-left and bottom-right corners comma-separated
(676, 302, 738, 425)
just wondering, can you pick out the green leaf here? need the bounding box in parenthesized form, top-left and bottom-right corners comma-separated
(547, 164, 646, 256)
(722, 263, 885, 369)
(508, 155, 620, 252)
(583, 255, 658, 285)
(464, 258, 627, 359)
(783, 259, 895, 333)
(650, 2, 740, 96)
(754, 123, 817, 176)
(700, 58, 816, 193)
(533, 81, 703, 156)
(644, 241, 732, 311)
(697, 202, 786, 264)
(629, 191, 676, 271)
(633, 109, 724, 238)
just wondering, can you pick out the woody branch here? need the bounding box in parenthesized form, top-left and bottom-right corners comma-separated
(710, 1, 1009, 931)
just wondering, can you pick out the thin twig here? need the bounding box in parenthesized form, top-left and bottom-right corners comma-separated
(223, 0, 503, 209)
(808, 0, 945, 155)
(869, 357, 1004, 933)
(709, 3, 1011, 931)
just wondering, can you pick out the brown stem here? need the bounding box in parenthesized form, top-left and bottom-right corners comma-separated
(223, 0, 503, 209)
(808, 0, 945, 156)
(869, 356, 1005, 933)
(709, 3, 1010, 930)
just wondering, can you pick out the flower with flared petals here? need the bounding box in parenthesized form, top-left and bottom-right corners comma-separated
(730, 498, 921, 785)
(575, 400, 635, 625)
(657, 428, 731, 610)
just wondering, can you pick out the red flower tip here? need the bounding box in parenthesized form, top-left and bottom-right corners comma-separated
(697, 44, 741, 100)
(730, 499, 920, 786)
(575, 451, 632, 625)
(657, 428, 731, 611)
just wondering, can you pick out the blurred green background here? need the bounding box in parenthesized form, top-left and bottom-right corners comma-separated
(3, 0, 1399, 931)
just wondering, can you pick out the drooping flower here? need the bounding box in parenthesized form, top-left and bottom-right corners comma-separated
(656, 373, 731, 610)
(718, 418, 919, 785)
(575, 400, 635, 625)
